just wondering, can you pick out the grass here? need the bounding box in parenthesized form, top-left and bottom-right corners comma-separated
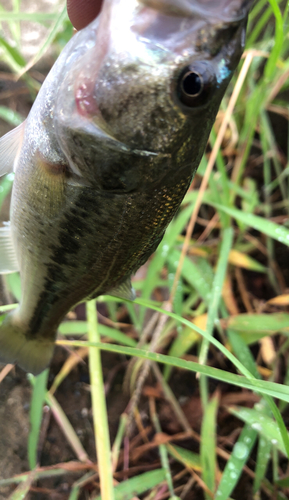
(0, 0, 289, 498)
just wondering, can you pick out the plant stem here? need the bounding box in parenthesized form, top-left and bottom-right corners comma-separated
(86, 299, 115, 500)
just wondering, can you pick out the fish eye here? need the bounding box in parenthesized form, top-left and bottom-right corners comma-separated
(177, 61, 216, 108)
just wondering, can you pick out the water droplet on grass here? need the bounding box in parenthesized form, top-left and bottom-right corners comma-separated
(233, 442, 249, 460)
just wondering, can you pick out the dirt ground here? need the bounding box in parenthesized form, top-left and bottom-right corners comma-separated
(1, 335, 283, 499)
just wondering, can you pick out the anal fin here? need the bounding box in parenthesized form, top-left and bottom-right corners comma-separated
(0, 223, 19, 274)
(108, 278, 136, 301)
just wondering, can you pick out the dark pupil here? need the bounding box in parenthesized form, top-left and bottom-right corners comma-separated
(182, 72, 202, 96)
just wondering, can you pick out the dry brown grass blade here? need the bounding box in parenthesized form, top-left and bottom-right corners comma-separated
(0, 363, 14, 383)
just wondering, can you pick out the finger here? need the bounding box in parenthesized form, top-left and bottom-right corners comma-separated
(67, 0, 103, 30)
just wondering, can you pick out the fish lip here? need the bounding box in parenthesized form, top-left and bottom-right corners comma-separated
(206, 0, 256, 22)
(140, 0, 255, 22)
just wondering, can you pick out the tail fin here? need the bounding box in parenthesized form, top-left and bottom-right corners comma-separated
(0, 312, 55, 375)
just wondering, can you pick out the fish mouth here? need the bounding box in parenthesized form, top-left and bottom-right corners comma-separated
(140, 0, 255, 22)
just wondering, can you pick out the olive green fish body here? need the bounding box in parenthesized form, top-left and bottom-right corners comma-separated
(0, 0, 254, 374)
(12, 160, 191, 334)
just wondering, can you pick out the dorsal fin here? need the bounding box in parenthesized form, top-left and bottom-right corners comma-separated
(0, 121, 25, 177)
(0, 223, 19, 274)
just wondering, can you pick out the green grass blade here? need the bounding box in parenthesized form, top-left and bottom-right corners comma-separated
(58, 338, 289, 404)
(247, 3, 273, 46)
(275, 475, 289, 487)
(199, 227, 233, 366)
(0, 464, 88, 488)
(167, 444, 201, 471)
(201, 394, 218, 498)
(58, 297, 289, 405)
(86, 299, 115, 500)
(230, 407, 289, 456)
(0, 35, 26, 71)
(0, 106, 23, 126)
(227, 330, 260, 379)
(199, 227, 233, 404)
(151, 402, 175, 498)
(139, 202, 196, 323)
(59, 320, 137, 347)
(11, 0, 21, 46)
(168, 250, 212, 304)
(265, 0, 284, 80)
(164, 324, 199, 380)
(18, 5, 68, 76)
(7, 472, 36, 500)
(0, 304, 17, 314)
(5, 272, 21, 302)
(93, 469, 166, 500)
(27, 369, 49, 469)
(253, 436, 271, 494)
(97, 323, 137, 347)
(215, 424, 257, 500)
(228, 312, 289, 333)
(228, 330, 289, 457)
(67, 485, 81, 500)
(0, 173, 14, 213)
(111, 414, 127, 471)
(212, 203, 289, 246)
(0, 12, 59, 22)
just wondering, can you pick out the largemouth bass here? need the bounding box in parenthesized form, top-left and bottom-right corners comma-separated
(0, 0, 254, 374)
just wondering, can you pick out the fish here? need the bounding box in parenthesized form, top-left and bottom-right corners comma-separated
(0, 0, 254, 375)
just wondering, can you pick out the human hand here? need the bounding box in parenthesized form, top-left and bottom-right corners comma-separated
(67, 0, 103, 30)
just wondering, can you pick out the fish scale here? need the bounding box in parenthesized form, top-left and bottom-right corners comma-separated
(0, 0, 254, 374)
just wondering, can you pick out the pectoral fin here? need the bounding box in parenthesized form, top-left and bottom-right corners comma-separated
(0, 121, 25, 177)
(0, 223, 19, 274)
(108, 278, 136, 301)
